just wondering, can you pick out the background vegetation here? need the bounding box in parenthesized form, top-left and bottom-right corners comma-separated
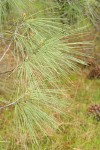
(0, 0, 100, 150)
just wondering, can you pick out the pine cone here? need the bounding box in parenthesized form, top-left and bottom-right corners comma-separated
(88, 66, 100, 79)
(88, 104, 100, 121)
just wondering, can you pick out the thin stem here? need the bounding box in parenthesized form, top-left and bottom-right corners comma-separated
(0, 38, 13, 62)
(0, 94, 26, 111)
(0, 24, 19, 62)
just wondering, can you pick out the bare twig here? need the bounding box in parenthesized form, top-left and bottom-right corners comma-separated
(0, 38, 13, 62)
(0, 94, 26, 111)
(0, 24, 19, 62)
(0, 68, 15, 75)
(0, 101, 17, 110)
